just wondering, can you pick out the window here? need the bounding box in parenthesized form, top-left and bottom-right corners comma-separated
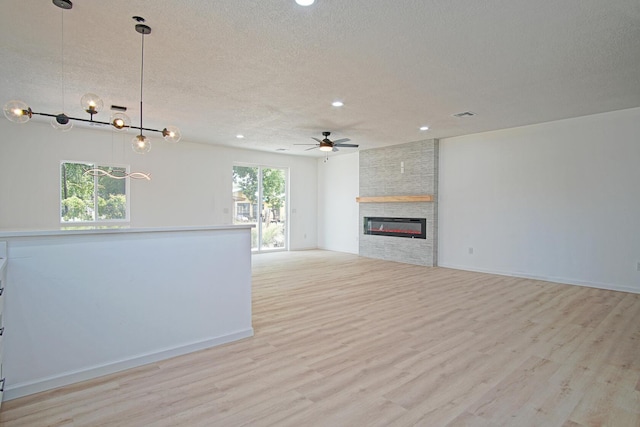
(232, 165, 287, 251)
(60, 162, 129, 223)
(237, 202, 250, 218)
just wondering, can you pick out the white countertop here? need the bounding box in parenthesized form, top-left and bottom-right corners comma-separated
(0, 224, 254, 238)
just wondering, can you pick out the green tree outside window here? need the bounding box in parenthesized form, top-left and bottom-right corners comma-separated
(61, 162, 128, 222)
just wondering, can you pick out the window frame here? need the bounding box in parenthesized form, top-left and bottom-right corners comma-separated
(60, 160, 131, 225)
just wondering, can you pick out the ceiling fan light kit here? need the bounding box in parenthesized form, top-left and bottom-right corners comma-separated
(295, 131, 359, 158)
(2, 1, 182, 153)
(319, 142, 333, 152)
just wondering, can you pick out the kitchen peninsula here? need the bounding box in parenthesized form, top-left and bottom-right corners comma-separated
(0, 225, 253, 400)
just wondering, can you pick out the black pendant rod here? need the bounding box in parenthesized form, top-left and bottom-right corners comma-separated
(134, 19, 151, 138)
(139, 26, 144, 137)
(31, 111, 167, 134)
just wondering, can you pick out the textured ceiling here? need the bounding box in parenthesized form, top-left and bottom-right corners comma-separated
(1, 0, 639, 156)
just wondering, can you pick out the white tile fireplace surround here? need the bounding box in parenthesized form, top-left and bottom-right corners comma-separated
(358, 139, 438, 267)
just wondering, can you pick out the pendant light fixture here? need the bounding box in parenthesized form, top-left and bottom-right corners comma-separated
(2, 0, 182, 153)
(83, 168, 151, 181)
(129, 17, 182, 153)
(132, 17, 152, 154)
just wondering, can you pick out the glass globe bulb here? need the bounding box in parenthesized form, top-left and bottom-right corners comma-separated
(162, 126, 181, 143)
(3, 100, 32, 123)
(80, 93, 104, 115)
(132, 134, 151, 154)
(110, 112, 131, 132)
(51, 113, 73, 132)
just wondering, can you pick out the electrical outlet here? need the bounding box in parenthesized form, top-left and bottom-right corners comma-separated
(223, 207, 229, 214)
(468, 247, 474, 255)
(637, 262, 640, 271)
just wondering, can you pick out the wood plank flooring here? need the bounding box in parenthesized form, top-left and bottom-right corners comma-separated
(1, 250, 639, 426)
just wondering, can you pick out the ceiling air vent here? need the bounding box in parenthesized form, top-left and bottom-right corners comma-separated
(111, 105, 127, 112)
(452, 111, 476, 118)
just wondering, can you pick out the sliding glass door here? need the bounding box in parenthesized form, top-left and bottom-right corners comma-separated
(232, 165, 287, 252)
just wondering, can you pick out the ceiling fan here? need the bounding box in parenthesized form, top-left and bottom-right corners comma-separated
(296, 131, 359, 152)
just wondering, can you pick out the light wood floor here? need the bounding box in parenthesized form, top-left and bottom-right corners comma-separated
(1, 250, 639, 426)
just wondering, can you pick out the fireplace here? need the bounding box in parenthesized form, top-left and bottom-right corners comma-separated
(364, 217, 426, 239)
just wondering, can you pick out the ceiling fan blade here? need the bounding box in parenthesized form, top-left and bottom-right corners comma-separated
(294, 143, 318, 146)
(311, 137, 323, 143)
(332, 147, 339, 152)
(334, 143, 359, 148)
(331, 138, 351, 144)
(305, 146, 319, 151)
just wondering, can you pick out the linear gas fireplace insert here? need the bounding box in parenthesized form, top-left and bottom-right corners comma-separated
(363, 217, 426, 239)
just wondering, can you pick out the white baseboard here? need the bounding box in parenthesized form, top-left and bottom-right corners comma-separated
(4, 328, 254, 401)
(317, 246, 359, 255)
(289, 246, 319, 251)
(437, 263, 639, 294)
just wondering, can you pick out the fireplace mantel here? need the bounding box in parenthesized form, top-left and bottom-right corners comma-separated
(356, 195, 433, 203)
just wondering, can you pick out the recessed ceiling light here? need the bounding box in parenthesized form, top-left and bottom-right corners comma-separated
(332, 101, 344, 107)
(296, 0, 315, 6)
(236, 134, 245, 139)
(419, 126, 429, 131)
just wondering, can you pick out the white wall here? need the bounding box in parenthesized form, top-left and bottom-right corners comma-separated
(317, 152, 359, 254)
(439, 107, 640, 293)
(0, 120, 318, 250)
